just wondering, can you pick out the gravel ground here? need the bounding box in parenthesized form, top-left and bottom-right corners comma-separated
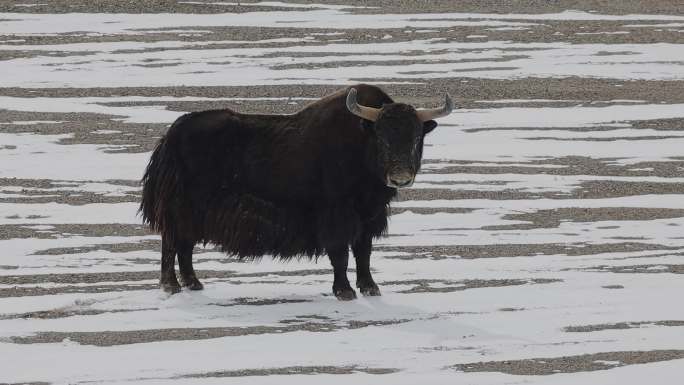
(453, 350, 684, 375)
(1, 1, 684, 382)
(2, 0, 682, 15)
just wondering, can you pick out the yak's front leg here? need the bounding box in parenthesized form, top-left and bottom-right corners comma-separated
(352, 233, 381, 296)
(160, 235, 181, 294)
(328, 244, 357, 300)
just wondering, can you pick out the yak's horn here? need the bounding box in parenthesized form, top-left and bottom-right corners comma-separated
(416, 93, 454, 121)
(346, 88, 381, 122)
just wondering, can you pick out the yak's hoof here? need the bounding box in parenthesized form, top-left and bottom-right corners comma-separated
(334, 287, 357, 301)
(182, 277, 204, 291)
(161, 281, 181, 294)
(358, 282, 381, 296)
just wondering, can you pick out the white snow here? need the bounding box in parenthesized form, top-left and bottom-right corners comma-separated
(1, 4, 684, 385)
(1, 40, 683, 87)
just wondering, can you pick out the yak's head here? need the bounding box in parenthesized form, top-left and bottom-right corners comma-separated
(346, 88, 453, 188)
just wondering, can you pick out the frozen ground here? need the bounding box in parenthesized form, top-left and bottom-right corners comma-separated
(1, 1, 684, 384)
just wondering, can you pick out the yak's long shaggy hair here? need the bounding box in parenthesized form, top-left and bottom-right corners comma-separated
(140, 85, 396, 261)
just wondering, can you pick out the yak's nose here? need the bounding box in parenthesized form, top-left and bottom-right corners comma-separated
(388, 174, 414, 188)
(391, 179, 413, 188)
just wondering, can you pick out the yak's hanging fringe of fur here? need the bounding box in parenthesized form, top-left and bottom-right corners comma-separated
(140, 137, 181, 243)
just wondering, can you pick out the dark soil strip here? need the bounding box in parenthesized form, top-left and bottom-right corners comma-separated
(181, 365, 398, 378)
(10, 319, 409, 346)
(564, 320, 684, 333)
(452, 350, 684, 375)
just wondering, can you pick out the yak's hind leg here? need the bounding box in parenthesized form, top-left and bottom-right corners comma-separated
(177, 239, 203, 290)
(328, 244, 357, 300)
(160, 235, 181, 294)
(352, 233, 381, 296)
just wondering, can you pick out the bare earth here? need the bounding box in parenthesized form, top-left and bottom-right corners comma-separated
(1, 0, 684, 383)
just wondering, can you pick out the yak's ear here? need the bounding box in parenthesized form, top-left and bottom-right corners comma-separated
(423, 120, 438, 135)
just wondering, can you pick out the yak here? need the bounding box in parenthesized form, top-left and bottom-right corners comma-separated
(140, 84, 452, 300)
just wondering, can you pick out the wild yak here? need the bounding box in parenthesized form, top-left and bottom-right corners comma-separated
(140, 84, 453, 300)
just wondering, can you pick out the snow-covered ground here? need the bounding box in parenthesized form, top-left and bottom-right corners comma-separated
(1, 2, 683, 384)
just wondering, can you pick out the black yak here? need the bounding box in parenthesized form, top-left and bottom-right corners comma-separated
(140, 84, 452, 300)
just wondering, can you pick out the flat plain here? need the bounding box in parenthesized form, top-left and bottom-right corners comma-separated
(1, 1, 684, 384)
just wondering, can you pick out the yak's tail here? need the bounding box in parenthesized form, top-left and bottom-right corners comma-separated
(139, 134, 181, 239)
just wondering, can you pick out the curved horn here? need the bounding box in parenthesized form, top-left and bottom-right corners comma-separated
(346, 88, 381, 122)
(416, 93, 454, 122)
